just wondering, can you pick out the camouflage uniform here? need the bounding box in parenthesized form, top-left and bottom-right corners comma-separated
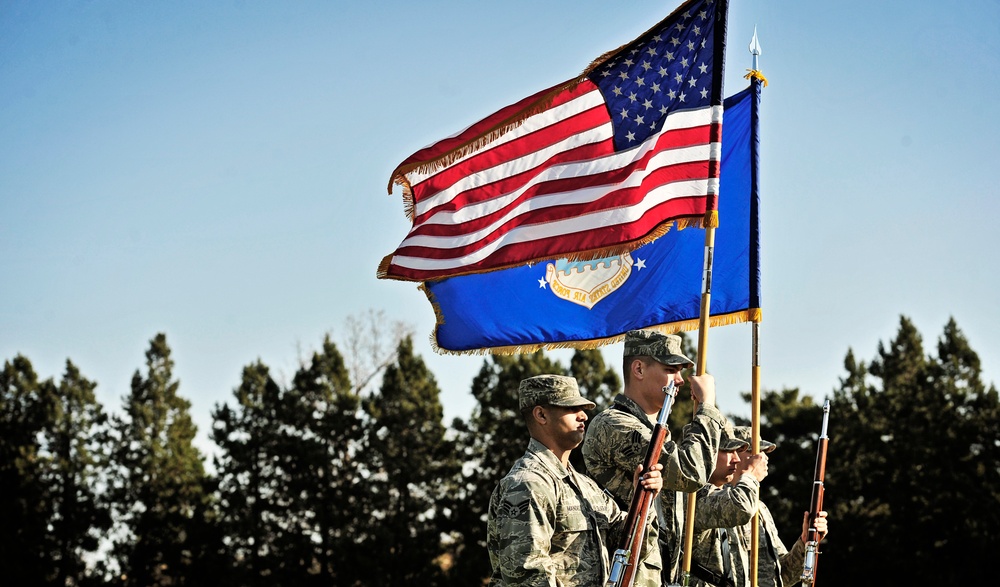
(734, 500, 805, 587)
(582, 330, 726, 585)
(689, 471, 760, 586)
(729, 427, 804, 587)
(487, 437, 629, 587)
(488, 374, 645, 587)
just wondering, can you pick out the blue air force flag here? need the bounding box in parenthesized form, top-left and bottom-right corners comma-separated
(422, 83, 761, 353)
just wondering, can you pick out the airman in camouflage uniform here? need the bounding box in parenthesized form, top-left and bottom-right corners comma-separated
(487, 374, 663, 587)
(582, 330, 727, 585)
(730, 427, 829, 587)
(689, 426, 768, 587)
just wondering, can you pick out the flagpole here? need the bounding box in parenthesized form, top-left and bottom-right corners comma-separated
(681, 103, 721, 586)
(751, 322, 762, 587)
(681, 2, 730, 583)
(681, 215, 716, 587)
(748, 26, 763, 587)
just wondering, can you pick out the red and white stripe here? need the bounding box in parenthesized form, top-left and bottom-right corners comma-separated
(384, 79, 721, 281)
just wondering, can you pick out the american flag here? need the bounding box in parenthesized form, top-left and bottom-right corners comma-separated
(380, 0, 728, 282)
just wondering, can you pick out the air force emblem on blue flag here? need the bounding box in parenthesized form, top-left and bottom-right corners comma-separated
(423, 83, 760, 354)
(543, 254, 639, 309)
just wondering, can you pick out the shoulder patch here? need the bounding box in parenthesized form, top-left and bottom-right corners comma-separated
(623, 429, 647, 459)
(495, 497, 532, 520)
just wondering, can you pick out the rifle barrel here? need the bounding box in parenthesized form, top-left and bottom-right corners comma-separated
(606, 383, 676, 587)
(802, 400, 831, 586)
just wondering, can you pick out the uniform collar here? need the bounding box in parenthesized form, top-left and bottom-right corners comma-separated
(612, 393, 655, 430)
(526, 437, 572, 480)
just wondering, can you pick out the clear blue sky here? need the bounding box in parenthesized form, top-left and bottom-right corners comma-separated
(3, 0, 999, 449)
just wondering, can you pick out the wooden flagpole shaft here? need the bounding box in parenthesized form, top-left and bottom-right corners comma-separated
(695, 228, 715, 377)
(747, 30, 763, 587)
(747, 28, 764, 587)
(681, 224, 716, 583)
(750, 321, 762, 587)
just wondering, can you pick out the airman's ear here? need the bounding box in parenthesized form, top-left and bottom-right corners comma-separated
(532, 405, 547, 424)
(630, 358, 644, 380)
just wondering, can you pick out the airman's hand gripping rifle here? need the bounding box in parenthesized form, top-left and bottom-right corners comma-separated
(801, 399, 830, 586)
(605, 381, 677, 587)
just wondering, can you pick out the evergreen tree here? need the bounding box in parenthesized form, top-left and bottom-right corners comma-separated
(735, 387, 823, 543)
(280, 335, 363, 585)
(43, 361, 114, 586)
(211, 360, 285, 586)
(361, 336, 459, 586)
(111, 333, 208, 586)
(2, 357, 115, 585)
(448, 351, 563, 584)
(570, 349, 621, 411)
(934, 318, 1000, 560)
(568, 348, 621, 473)
(823, 316, 1000, 584)
(0, 355, 52, 583)
(183, 476, 229, 587)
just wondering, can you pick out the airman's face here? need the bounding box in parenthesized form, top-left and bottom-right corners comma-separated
(709, 449, 742, 486)
(542, 405, 589, 451)
(731, 448, 752, 481)
(642, 361, 683, 404)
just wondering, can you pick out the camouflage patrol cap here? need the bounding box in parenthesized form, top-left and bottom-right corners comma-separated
(518, 374, 596, 412)
(734, 425, 777, 453)
(721, 421, 750, 452)
(623, 329, 694, 366)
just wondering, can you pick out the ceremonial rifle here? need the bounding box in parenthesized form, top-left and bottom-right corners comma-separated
(801, 399, 830, 586)
(606, 381, 676, 587)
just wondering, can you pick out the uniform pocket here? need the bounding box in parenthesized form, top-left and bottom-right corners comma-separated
(555, 505, 590, 532)
(550, 505, 592, 575)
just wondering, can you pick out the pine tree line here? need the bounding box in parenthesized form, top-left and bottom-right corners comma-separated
(2, 316, 998, 585)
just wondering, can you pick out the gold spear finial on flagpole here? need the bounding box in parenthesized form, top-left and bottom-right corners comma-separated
(745, 26, 769, 87)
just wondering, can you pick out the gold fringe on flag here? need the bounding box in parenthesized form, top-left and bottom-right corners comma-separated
(378, 215, 713, 281)
(558, 215, 707, 266)
(744, 69, 769, 87)
(375, 254, 393, 280)
(387, 80, 577, 213)
(383, 0, 728, 282)
(421, 279, 763, 356)
(579, 0, 699, 79)
(394, 175, 415, 222)
(703, 209, 719, 229)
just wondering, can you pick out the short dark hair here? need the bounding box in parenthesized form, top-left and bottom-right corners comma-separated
(622, 355, 654, 386)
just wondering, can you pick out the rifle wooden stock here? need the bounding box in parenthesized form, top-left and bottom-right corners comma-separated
(801, 400, 830, 586)
(606, 384, 675, 587)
